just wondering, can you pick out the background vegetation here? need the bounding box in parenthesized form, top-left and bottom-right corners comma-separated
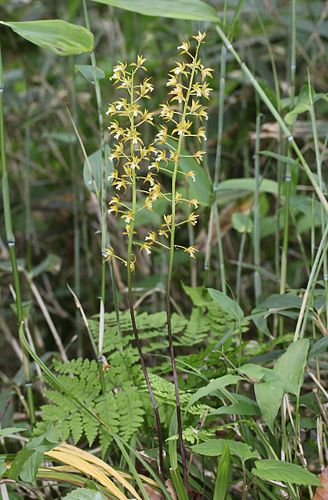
(0, 0, 327, 498)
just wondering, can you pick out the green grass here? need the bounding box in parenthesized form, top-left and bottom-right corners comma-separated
(0, 1, 327, 498)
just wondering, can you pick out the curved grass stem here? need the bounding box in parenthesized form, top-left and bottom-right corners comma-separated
(0, 45, 35, 424)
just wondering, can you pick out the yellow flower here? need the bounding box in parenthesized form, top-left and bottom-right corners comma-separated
(177, 40, 190, 53)
(145, 231, 157, 244)
(172, 120, 193, 137)
(122, 211, 134, 224)
(140, 242, 151, 255)
(160, 104, 175, 121)
(109, 143, 124, 161)
(187, 212, 199, 226)
(148, 161, 160, 172)
(172, 61, 188, 77)
(144, 172, 155, 186)
(189, 198, 199, 209)
(103, 246, 115, 261)
(137, 78, 154, 98)
(164, 214, 172, 227)
(186, 170, 196, 182)
(131, 55, 146, 69)
(113, 177, 127, 192)
(184, 246, 198, 258)
(149, 183, 162, 201)
(156, 126, 168, 143)
(200, 64, 214, 81)
(193, 151, 205, 164)
(144, 197, 153, 210)
(193, 31, 206, 43)
(170, 150, 180, 163)
(124, 128, 141, 145)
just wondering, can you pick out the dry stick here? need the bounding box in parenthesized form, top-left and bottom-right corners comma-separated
(25, 274, 68, 362)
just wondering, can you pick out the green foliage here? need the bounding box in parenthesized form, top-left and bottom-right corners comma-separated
(252, 460, 321, 487)
(90, 0, 219, 22)
(0, 20, 93, 56)
(35, 359, 144, 455)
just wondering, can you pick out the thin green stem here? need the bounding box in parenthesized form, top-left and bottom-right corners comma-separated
(214, 24, 328, 216)
(294, 222, 328, 341)
(126, 72, 164, 480)
(212, 44, 227, 292)
(254, 110, 262, 305)
(166, 42, 202, 487)
(0, 45, 35, 424)
(308, 75, 328, 329)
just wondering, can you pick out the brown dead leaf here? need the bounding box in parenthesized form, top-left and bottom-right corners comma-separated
(313, 467, 328, 500)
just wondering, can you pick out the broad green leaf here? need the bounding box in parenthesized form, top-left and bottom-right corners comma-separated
(252, 460, 321, 486)
(0, 460, 6, 479)
(188, 375, 242, 408)
(214, 445, 231, 500)
(254, 382, 283, 432)
(217, 178, 278, 196)
(91, 0, 219, 22)
(83, 146, 113, 195)
(192, 439, 259, 462)
(211, 401, 260, 417)
(182, 284, 211, 307)
(163, 139, 212, 206)
(274, 339, 309, 394)
(19, 451, 43, 485)
(0, 20, 93, 56)
(308, 337, 328, 360)
(250, 293, 302, 335)
(64, 489, 106, 500)
(208, 288, 244, 322)
(232, 212, 253, 233)
(0, 427, 27, 438)
(9, 448, 43, 485)
(75, 64, 105, 83)
(239, 362, 299, 431)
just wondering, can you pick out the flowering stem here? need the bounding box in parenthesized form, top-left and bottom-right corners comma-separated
(126, 74, 164, 480)
(166, 41, 201, 487)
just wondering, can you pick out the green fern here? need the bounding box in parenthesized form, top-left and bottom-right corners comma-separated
(35, 359, 144, 456)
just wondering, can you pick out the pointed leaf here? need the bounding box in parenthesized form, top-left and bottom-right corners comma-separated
(188, 374, 241, 407)
(90, 0, 219, 22)
(192, 439, 259, 462)
(208, 288, 244, 322)
(0, 20, 93, 56)
(64, 488, 106, 499)
(252, 460, 321, 486)
(214, 444, 231, 500)
(274, 339, 309, 394)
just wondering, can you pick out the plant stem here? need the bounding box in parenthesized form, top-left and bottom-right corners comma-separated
(205, 44, 227, 292)
(294, 221, 328, 341)
(308, 75, 328, 329)
(0, 45, 35, 424)
(126, 72, 164, 480)
(253, 109, 262, 305)
(215, 24, 328, 216)
(166, 42, 202, 486)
